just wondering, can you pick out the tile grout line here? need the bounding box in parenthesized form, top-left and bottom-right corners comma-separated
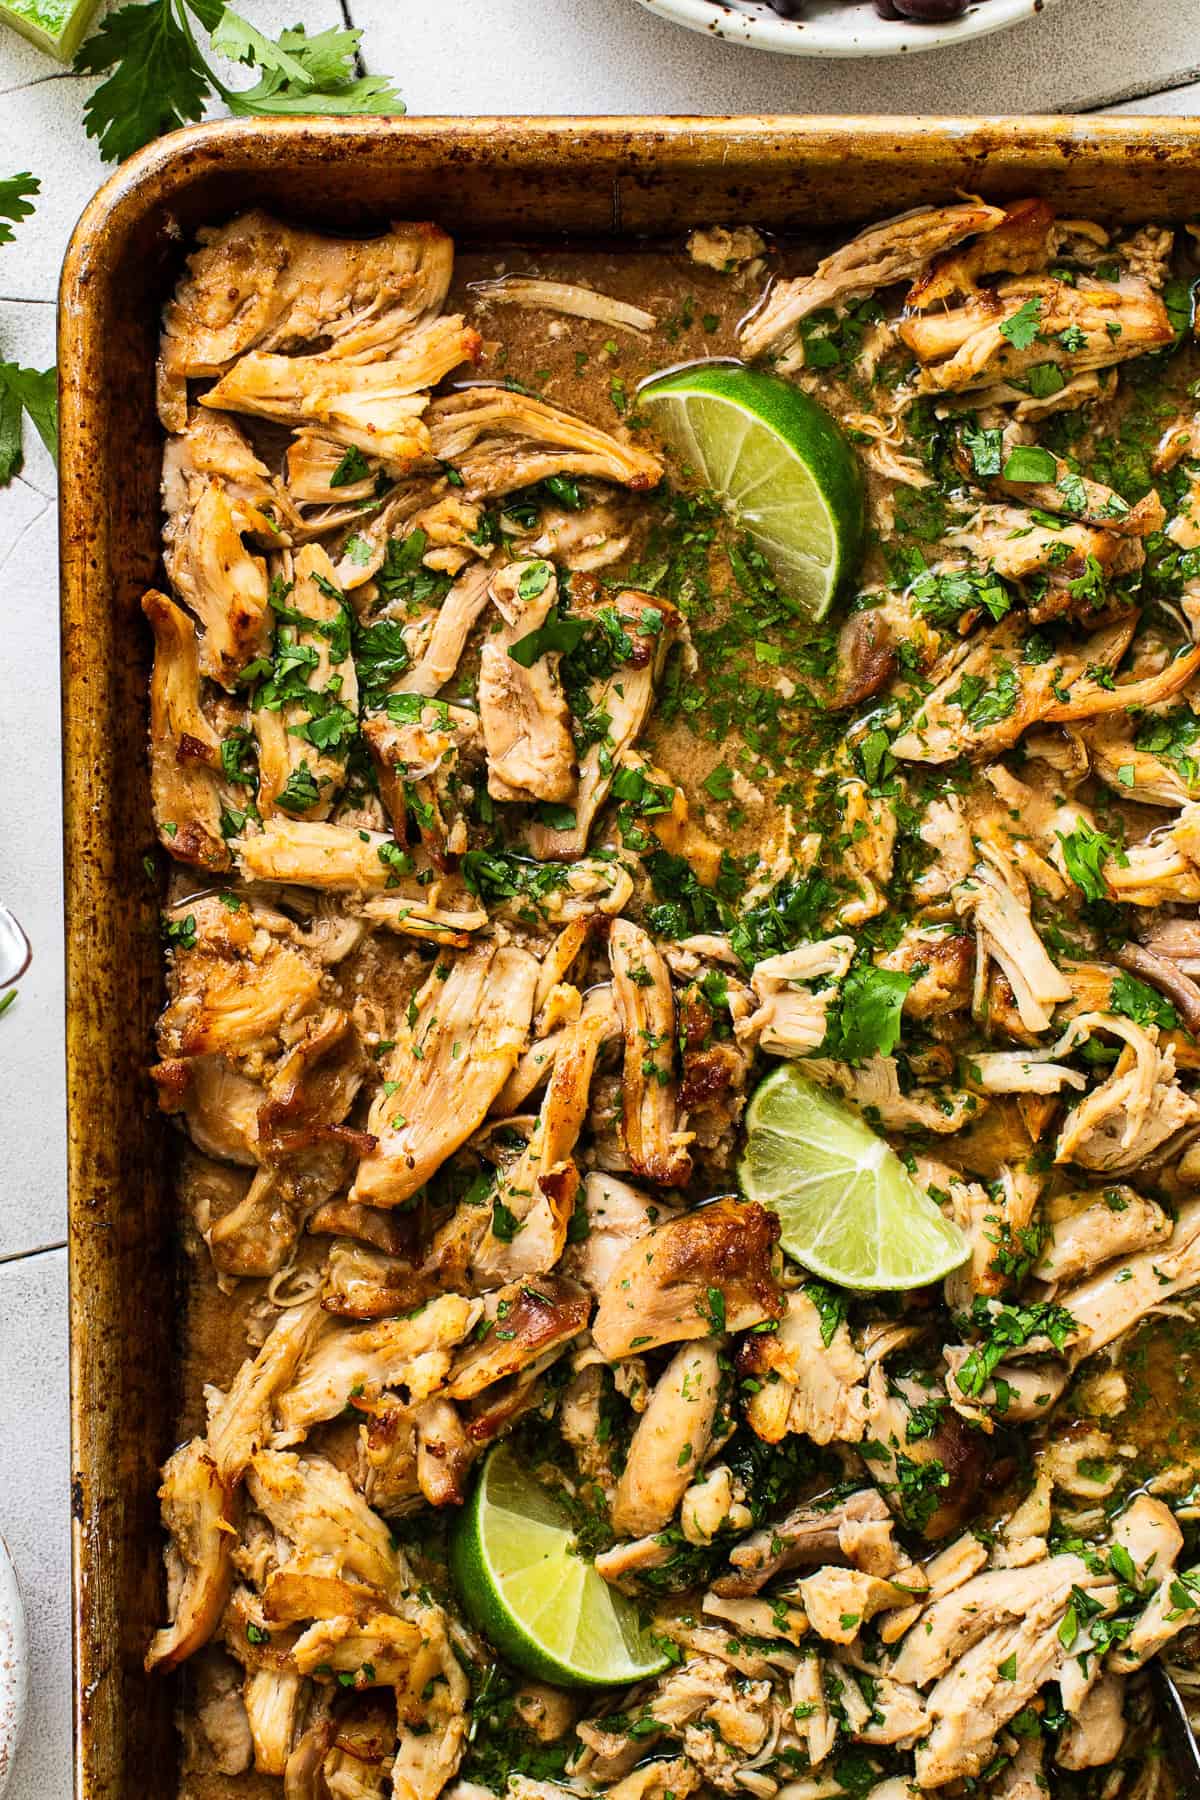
(337, 0, 366, 77)
(0, 1239, 66, 1267)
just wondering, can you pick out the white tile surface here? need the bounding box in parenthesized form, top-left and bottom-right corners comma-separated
(0, 1250, 70, 1800)
(354, 0, 1200, 118)
(0, 301, 65, 1264)
(0, 0, 1198, 1790)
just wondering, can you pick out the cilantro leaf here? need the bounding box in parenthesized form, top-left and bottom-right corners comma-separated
(962, 423, 1002, 478)
(75, 2, 404, 165)
(0, 363, 57, 486)
(0, 173, 38, 248)
(999, 296, 1044, 351)
(1002, 445, 1057, 485)
(1110, 969, 1178, 1032)
(76, 1, 212, 164)
(824, 963, 913, 1063)
(803, 1278, 848, 1348)
(218, 20, 404, 119)
(508, 605, 584, 669)
(1057, 822, 1119, 904)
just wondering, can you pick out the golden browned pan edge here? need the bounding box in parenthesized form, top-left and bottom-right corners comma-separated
(57, 113, 1200, 1798)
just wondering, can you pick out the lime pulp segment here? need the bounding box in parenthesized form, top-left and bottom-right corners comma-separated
(638, 364, 864, 621)
(450, 1444, 670, 1689)
(739, 1065, 968, 1291)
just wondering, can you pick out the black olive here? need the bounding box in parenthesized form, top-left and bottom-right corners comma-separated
(892, 0, 969, 17)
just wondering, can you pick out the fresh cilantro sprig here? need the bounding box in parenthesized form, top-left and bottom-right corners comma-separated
(0, 174, 38, 247)
(0, 174, 57, 488)
(74, 2, 404, 165)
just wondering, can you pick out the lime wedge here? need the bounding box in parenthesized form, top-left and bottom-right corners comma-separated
(449, 1444, 670, 1689)
(739, 1066, 968, 1291)
(638, 363, 864, 620)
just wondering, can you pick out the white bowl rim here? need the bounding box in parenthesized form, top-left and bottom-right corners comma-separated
(0, 1533, 27, 1797)
(630, 0, 1057, 57)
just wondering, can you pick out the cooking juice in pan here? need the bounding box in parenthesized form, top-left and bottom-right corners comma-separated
(148, 206, 1200, 1792)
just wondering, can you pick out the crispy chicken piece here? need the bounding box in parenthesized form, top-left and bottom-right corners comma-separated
(208, 1297, 327, 1481)
(890, 1549, 1105, 1687)
(1059, 1197, 1200, 1360)
(1054, 1016, 1200, 1174)
(983, 449, 1164, 538)
(901, 273, 1172, 395)
(738, 936, 855, 1057)
(206, 1168, 301, 1277)
(609, 918, 692, 1186)
(470, 272, 657, 333)
(528, 591, 679, 859)
(163, 478, 272, 691)
(1034, 1187, 1171, 1285)
(391, 1605, 470, 1800)
(799, 1566, 925, 1646)
(142, 588, 230, 872)
(1085, 714, 1200, 809)
(200, 316, 481, 471)
(740, 201, 1006, 362)
(145, 1438, 236, 1672)
(876, 1532, 990, 1645)
(157, 898, 322, 1062)
(591, 1197, 781, 1361)
(862, 1362, 985, 1541)
(907, 198, 1057, 309)
(242, 1668, 304, 1777)
(426, 386, 662, 498)
(914, 1560, 1121, 1786)
(562, 1171, 676, 1297)
(275, 1295, 478, 1439)
(253, 545, 358, 821)
(386, 560, 492, 698)
(954, 856, 1073, 1036)
(878, 924, 972, 1020)
(739, 1287, 868, 1446)
(324, 478, 440, 589)
(352, 943, 538, 1207)
(1058, 1673, 1127, 1771)
(806, 1053, 978, 1135)
(947, 502, 1145, 591)
(158, 214, 454, 420)
(477, 560, 576, 804)
(444, 1274, 591, 1399)
(611, 1341, 724, 1537)
(456, 1009, 610, 1287)
(362, 700, 481, 863)
(714, 1488, 898, 1598)
(892, 615, 1139, 765)
(255, 1005, 366, 1159)
(163, 407, 299, 544)
(232, 820, 455, 912)
(292, 1611, 423, 1685)
(944, 1166, 1040, 1313)
(356, 1389, 455, 1519)
(286, 427, 380, 504)
(1114, 941, 1200, 1034)
(246, 1449, 404, 1598)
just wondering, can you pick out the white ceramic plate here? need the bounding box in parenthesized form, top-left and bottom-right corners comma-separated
(631, 0, 1056, 57)
(0, 1534, 26, 1795)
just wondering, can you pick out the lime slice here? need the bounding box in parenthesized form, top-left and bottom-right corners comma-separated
(639, 363, 864, 619)
(449, 1443, 670, 1689)
(739, 1065, 968, 1291)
